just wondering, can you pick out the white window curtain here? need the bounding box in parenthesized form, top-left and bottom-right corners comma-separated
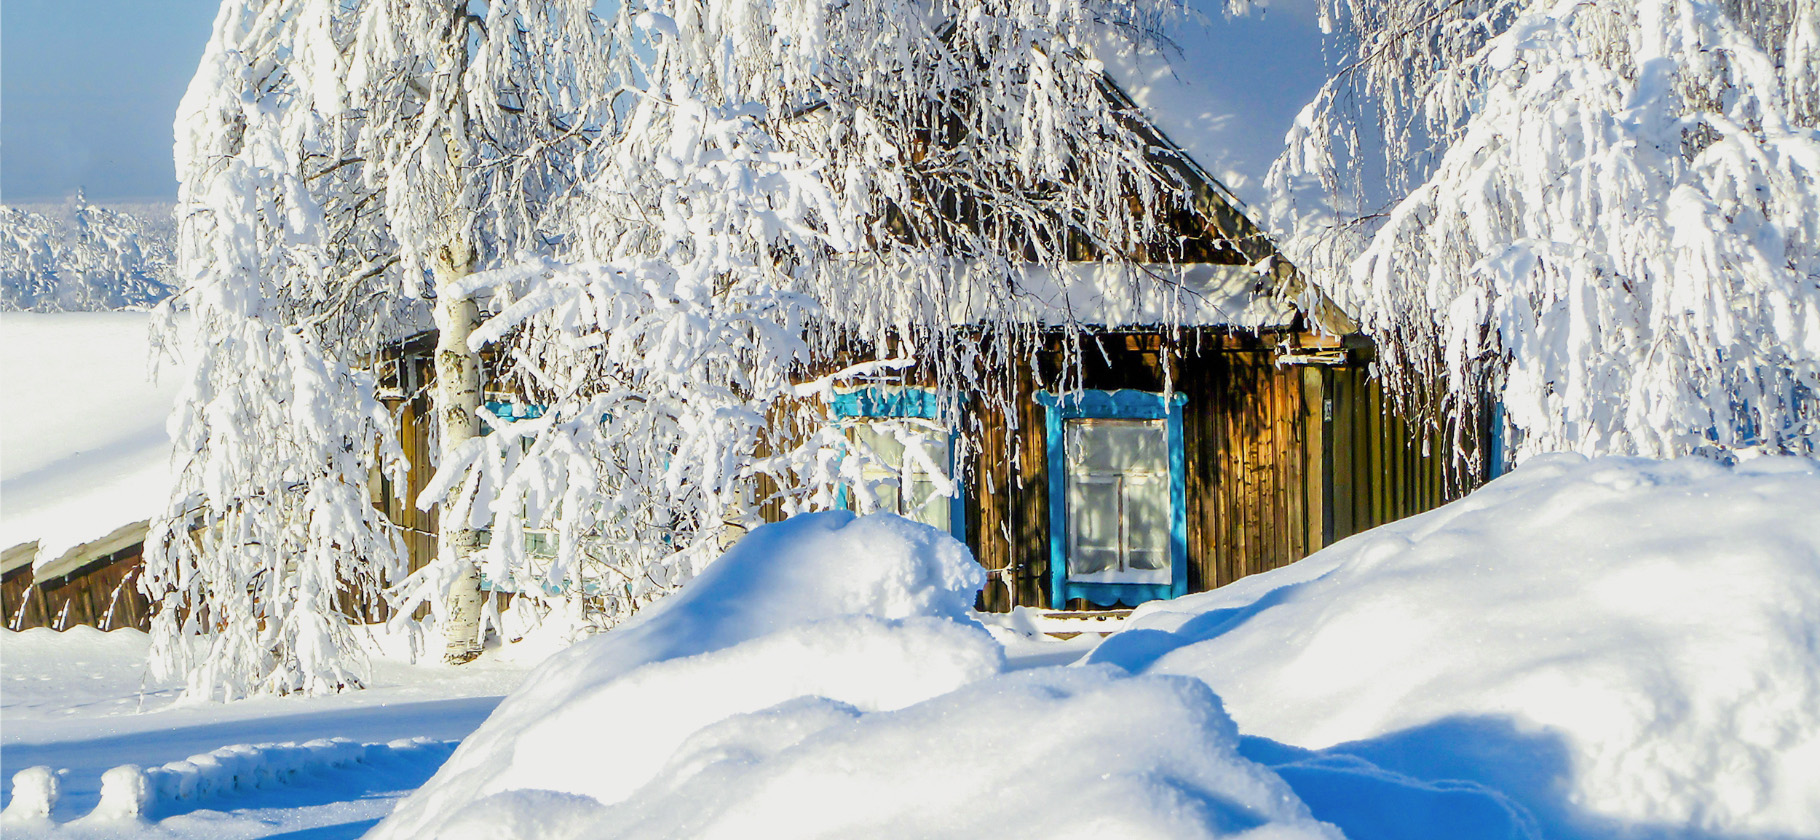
(1064, 418, 1172, 585)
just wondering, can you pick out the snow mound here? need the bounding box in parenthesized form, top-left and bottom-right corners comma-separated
(0, 767, 58, 825)
(1089, 455, 1820, 838)
(368, 512, 1004, 840)
(575, 667, 1337, 840)
(434, 667, 1332, 840)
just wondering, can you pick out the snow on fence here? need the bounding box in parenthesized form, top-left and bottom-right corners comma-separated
(0, 766, 60, 823)
(16, 737, 455, 823)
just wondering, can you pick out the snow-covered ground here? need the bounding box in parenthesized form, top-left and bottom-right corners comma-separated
(0, 625, 535, 838)
(5, 454, 1818, 838)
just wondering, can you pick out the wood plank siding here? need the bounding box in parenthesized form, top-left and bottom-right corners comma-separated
(378, 325, 1471, 615)
(374, 340, 441, 581)
(3, 541, 152, 631)
(962, 328, 1465, 611)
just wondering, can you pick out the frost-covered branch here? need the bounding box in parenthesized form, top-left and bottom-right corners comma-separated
(1267, 0, 1820, 470)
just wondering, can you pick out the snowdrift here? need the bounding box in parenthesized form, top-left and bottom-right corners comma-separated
(374, 457, 1817, 839)
(1090, 454, 1820, 839)
(369, 512, 1338, 840)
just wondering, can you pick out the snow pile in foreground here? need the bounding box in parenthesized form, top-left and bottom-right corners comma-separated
(519, 667, 1331, 840)
(371, 512, 1338, 840)
(0, 312, 181, 564)
(1090, 454, 1820, 839)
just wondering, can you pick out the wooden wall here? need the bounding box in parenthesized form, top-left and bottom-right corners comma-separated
(382, 326, 1465, 614)
(968, 359, 1052, 612)
(1180, 346, 1318, 590)
(376, 345, 441, 579)
(3, 543, 152, 631)
(1322, 366, 1455, 543)
(967, 328, 1461, 611)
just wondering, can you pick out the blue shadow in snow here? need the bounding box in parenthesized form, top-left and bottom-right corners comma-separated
(263, 817, 382, 839)
(1240, 716, 1813, 840)
(1078, 579, 1806, 840)
(1085, 578, 1315, 673)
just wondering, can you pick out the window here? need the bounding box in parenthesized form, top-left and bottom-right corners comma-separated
(847, 419, 956, 532)
(831, 387, 966, 542)
(476, 401, 562, 594)
(1037, 390, 1187, 607)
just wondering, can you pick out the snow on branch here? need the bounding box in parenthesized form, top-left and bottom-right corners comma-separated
(1267, 0, 1820, 470)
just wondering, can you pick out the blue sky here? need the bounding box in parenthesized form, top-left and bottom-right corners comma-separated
(2, 0, 220, 203)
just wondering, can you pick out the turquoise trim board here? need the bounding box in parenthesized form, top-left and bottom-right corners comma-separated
(483, 401, 546, 422)
(830, 386, 943, 420)
(829, 386, 967, 544)
(1036, 389, 1189, 608)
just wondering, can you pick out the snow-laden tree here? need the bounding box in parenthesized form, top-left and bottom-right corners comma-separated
(0, 193, 175, 312)
(0, 207, 61, 309)
(444, 0, 1211, 633)
(148, 0, 413, 699)
(1267, 0, 1820, 468)
(148, 0, 614, 697)
(332, 0, 614, 663)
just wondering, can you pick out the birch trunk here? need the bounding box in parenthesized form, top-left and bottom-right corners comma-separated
(433, 241, 485, 664)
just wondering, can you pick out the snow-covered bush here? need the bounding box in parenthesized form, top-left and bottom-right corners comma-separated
(1089, 454, 1820, 838)
(0, 195, 175, 312)
(85, 737, 451, 820)
(1268, 0, 1820, 468)
(0, 767, 59, 826)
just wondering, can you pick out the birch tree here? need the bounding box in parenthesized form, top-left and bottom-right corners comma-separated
(1266, 0, 1820, 470)
(149, 0, 614, 697)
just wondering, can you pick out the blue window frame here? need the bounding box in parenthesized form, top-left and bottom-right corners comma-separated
(477, 401, 551, 593)
(1036, 389, 1188, 608)
(830, 386, 967, 544)
(483, 401, 546, 422)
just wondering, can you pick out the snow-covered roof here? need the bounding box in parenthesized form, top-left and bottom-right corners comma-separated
(978, 262, 1298, 329)
(828, 261, 1303, 331)
(1071, 1, 1356, 334)
(0, 312, 181, 570)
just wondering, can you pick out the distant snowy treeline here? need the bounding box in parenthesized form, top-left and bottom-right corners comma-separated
(0, 194, 177, 312)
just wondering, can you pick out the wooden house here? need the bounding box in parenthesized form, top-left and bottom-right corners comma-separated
(746, 74, 1484, 613)
(808, 258, 1471, 616)
(373, 28, 1487, 618)
(379, 183, 1479, 621)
